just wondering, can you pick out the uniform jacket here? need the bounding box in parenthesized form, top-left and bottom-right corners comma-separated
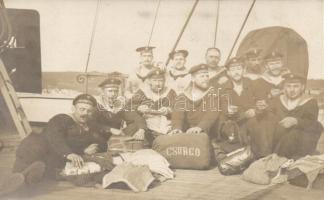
(96, 97, 147, 135)
(171, 85, 219, 136)
(219, 78, 257, 121)
(129, 85, 177, 114)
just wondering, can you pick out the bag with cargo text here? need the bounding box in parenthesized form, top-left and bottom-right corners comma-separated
(152, 133, 211, 170)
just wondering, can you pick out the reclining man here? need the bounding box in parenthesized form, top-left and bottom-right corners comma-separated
(1, 94, 111, 195)
(96, 77, 147, 141)
(129, 68, 177, 144)
(216, 57, 257, 154)
(248, 73, 323, 159)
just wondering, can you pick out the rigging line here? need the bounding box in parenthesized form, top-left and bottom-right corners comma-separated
(0, 2, 12, 51)
(147, 0, 162, 47)
(166, 0, 199, 66)
(226, 0, 256, 62)
(213, 0, 220, 47)
(84, 0, 101, 94)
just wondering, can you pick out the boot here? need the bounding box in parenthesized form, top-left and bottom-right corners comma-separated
(0, 173, 25, 197)
(21, 161, 46, 185)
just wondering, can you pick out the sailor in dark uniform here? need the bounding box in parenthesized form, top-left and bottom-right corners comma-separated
(96, 77, 147, 140)
(135, 46, 156, 81)
(254, 51, 290, 100)
(206, 47, 228, 89)
(129, 68, 177, 143)
(8, 94, 110, 191)
(168, 49, 191, 94)
(243, 48, 264, 80)
(248, 73, 323, 159)
(216, 57, 257, 153)
(170, 63, 219, 136)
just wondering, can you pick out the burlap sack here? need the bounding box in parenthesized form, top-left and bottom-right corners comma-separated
(152, 133, 211, 170)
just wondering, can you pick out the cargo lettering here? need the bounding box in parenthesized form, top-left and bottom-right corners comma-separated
(166, 147, 201, 157)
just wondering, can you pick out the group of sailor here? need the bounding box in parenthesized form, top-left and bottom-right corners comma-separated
(2, 45, 322, 196)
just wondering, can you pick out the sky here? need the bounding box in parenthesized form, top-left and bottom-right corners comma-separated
(5, 0, 324, 79)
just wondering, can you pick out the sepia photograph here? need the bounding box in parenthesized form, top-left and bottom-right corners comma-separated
(0, 0, 324, 199)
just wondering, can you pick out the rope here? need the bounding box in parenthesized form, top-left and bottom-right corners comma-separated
(147, 0, 162, 47)
(213, 0, 220, 47)
(84, 0, 101, 93)
(166, 0, 200, 66)
(0, 2, 13, 52)
(225, 0, 256, 62)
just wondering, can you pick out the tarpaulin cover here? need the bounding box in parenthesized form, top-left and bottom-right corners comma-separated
(236, 26, 309, 78)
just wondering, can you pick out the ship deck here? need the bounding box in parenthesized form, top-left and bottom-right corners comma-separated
(1, 132, 324, 200)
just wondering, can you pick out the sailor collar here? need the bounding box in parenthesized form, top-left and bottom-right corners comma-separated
(183, 83, 214, 102)
(261, 73, 284, 86)
(98, 96, 123, 113)
(279, 94, 313, 111)
(140, 84, 172, 102)
(136, 65, 153, 80)
(169, 68, 189, 79)
(222, 78, 250, 90)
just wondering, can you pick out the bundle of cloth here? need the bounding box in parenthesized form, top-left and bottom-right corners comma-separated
(102, 149, 174, 192)
(59, 153, 115, 186)
(242, 154, 324, 190)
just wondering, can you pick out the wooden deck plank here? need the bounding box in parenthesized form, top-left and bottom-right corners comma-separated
(1, 133, 324, 200)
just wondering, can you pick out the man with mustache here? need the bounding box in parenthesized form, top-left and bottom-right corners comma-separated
(216, 57, 257, 154)
(206, 47, 228, 89)
(135, 46, 156, 81)
(96, 77, 147, 141)
(1, 94, 110, 195)
(254, 51, 290, 100)
(249, 73, 323, 159)
(130, 68, 177, 144)
(243, 48, 264, 80)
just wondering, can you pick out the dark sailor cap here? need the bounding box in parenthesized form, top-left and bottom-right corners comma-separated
(73, 94, 97, 106)
(283, 72, 306, 83)
(145, 67, 165, 79)
(264, 51, 284, 61)
(225, 57, 245, 69)
(98, 77, 122, 88)
(136, 46, 155, 53)
(245, 48, 262, 59)
(169, 49, 189, 59)
(189, 63, 209, 74)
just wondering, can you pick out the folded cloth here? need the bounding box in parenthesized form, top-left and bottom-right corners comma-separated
(242, 154, 288, 185)
(102, 163, 155, 192)
(288, 154, 324, 189)
(145, 115, 171, 135)
(120, 149, 174, 180)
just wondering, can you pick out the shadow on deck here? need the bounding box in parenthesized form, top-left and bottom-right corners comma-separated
(1, 132, 324, 200)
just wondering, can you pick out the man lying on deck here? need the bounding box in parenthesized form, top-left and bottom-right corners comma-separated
(0, 94, 111, 196)
(247, 72, 323, 159)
